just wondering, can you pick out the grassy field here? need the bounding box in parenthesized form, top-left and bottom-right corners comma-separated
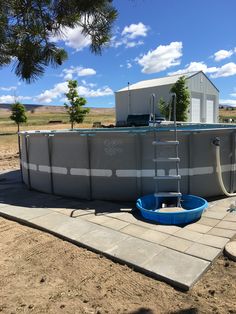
(0, 107, 115, 170)
(0, 107, 115, 134)
(219, 108, 236, 121)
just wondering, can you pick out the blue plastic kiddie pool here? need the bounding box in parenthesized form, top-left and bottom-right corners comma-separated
(136, 194, 208, 225)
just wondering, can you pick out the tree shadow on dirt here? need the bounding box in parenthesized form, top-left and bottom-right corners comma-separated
(169, 308, 198, 314)
(128, 308, 154, 314)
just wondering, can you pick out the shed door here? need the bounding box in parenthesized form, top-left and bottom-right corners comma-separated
(191, 98, 201, 123)
(206, 100, 214, 123)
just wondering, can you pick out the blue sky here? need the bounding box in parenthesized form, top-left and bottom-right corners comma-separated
(1, 0, 236, 107)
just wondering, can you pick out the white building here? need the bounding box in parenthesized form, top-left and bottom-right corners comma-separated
(115, 71, 219, 125)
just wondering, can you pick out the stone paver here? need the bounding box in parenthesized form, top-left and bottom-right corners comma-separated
(78, 227, 129, 252)
(102, 218, 130, 231)
(0, 205, 52, 221)
(224, 213, 236, 222)
(185, 243, 221, 261)
(198, 217, 220, 227)
(216, 220, 236, 230)
(203, 211, 227, 220)
(161, 236, 193, 252)
(195, 234, 229, 249)
(174, 229, 203, 242)
(142, 248, 210, 290)
(30, 211, 96, 240)
(106, 237, 165, 266)
(1, 169, 236, 291)
(84, 214, 113, 225)
(207, 227, 236, 238)
(120, 223, 149, 238)
(107, 212, 139, 224)
(155, 224, 181, 235)
(185, 223, 212, 234)
(140, 229, 169, 244)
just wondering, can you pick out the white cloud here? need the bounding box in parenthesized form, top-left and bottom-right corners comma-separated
(62, 66, 96, 80)
(0, 95, 31, 103)
(36, 82, 68, 103)
(121, 22, 149, 39)
(78, 86, 113, 98)
(214, 49, 234, 62)
(210, 62, 236, 78)
(111, 22, 149, 49)
(169, 61, 236, 78)
(36, 81, 113, 103)
(220, 99, 236, 106)
(137, 42, 183, 74)
(168, 61, 218, 76)
(230, 93, 236, 97)
(50, 26, 91, 51)
(125, 40, 144, 48)
(0, 86, 17, 91)
(81, 80, 97, 88)
(78, 68, 96, 76)
(127, 62, 132, 69)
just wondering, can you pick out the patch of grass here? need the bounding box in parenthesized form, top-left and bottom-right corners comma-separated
(0, 108, 115, 134)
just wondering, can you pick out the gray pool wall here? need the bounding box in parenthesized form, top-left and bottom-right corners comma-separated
(20, 125, 236, 201)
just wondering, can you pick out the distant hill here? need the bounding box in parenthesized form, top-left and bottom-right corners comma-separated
(0, 103, 115, 115)
(0, 103, 44, 112)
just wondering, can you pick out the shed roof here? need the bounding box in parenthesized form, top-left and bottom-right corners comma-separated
(117, 71, 200, 92)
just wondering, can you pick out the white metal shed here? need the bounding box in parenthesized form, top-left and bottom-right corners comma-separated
(115, 71, 219, 125)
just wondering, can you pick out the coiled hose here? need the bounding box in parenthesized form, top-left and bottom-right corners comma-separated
(213, 137, 236, 196)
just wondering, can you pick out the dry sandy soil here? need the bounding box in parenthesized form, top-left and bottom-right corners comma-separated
(0, 135, 19, 170)
(0, 217, 236, 314)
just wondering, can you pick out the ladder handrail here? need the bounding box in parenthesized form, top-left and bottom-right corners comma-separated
(151, 92, 181, 208)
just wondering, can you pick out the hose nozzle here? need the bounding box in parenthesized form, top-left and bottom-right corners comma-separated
(213, 137, 220, 146)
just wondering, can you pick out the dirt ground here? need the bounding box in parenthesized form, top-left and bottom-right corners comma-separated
(0, 135, 19, 171)
(0, 139, 236, 314)
(0, 218, 235, 314)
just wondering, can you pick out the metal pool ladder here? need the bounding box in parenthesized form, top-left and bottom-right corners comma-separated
(151, 93, 181, 208)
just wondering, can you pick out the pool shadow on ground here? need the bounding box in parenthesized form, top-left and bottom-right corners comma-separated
(0, 170, 136, 216)
(0, 170, 228, 227)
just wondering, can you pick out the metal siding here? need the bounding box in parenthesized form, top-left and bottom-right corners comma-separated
(188, 73, 219, 123)
(116, 84, 174, 123)
(191, 98, 201, 122)
(116, 72, 219, 124)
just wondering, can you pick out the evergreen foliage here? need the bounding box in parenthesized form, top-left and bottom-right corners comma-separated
(64, 80, 89, 129)
(0, 1, 117, 82)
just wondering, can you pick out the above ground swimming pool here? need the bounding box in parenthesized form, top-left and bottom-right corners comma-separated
(19, 123, 236, 201)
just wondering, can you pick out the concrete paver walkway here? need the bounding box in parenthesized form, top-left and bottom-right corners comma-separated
(1, 170, 236, 290)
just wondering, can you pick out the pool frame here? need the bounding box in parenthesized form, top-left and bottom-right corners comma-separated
(19, 124, 236, 201)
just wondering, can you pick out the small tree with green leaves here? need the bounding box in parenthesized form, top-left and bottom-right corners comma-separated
(64, 80, 89, 129)
(159, 97, 170, 120)
(10, 102, 27, 132)
(170, 76, 190, 121)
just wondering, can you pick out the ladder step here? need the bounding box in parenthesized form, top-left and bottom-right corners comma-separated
(153, 157, 180, 162)
(152, 140, 179, 146)
(153, 175, 181, 180)
(154, 192, 182, 197)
